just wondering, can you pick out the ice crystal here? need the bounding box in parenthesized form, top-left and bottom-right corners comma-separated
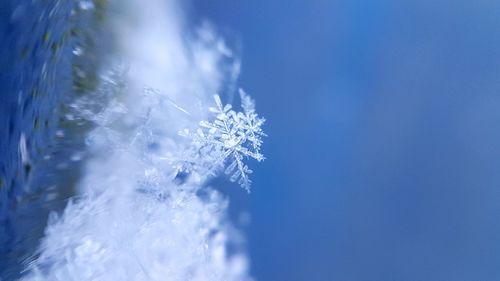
(20, 1, 257, 280)
(181, 89, 265, 191)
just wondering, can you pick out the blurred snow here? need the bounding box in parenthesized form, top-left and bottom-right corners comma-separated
(22, 0, 252, 280)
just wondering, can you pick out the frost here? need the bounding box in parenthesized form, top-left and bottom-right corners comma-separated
(180, 89, 266, 192)
(20, 0, 261, 280)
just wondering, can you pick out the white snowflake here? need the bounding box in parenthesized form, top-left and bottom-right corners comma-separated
(180, 89, 266, 191)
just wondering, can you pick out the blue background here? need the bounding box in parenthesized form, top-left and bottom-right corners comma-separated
(192, 1, 500, 280)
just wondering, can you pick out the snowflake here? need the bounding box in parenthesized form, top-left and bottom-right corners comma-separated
(180, 89, 266, 192)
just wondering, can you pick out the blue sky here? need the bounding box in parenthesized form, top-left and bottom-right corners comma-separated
(191, 1, 500, 280)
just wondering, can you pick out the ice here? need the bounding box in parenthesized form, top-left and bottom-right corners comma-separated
(21, 0, 262, 280)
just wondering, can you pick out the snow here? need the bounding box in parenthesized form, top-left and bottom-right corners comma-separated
(21, 0, 264, 280)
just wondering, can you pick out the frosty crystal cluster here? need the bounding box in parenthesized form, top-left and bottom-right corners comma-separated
(181, 90, 266, 191)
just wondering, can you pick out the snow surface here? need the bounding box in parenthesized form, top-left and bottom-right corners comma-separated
(22, 0, 263, 280)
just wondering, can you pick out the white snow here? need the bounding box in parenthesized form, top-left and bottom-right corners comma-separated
(21, 0, 262, 280)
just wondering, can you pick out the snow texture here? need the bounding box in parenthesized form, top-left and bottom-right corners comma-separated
(21, 0, 263, 280)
